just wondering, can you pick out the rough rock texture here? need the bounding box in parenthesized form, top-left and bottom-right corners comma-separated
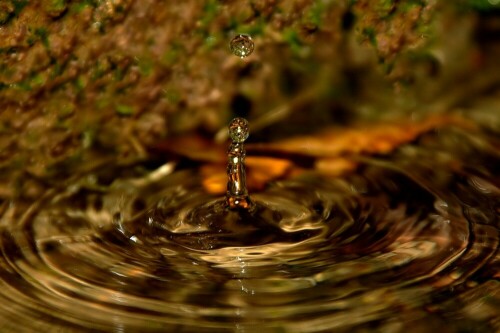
(0, 0, 498, 197)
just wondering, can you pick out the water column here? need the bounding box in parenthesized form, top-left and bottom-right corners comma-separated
(226, 117, 253, 210)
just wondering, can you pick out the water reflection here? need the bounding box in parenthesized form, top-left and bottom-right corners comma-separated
(0, 124, 497, 332)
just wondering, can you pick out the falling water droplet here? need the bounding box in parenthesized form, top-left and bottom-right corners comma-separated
(230, 34, 254, 58)
(226, 117, 252, 210)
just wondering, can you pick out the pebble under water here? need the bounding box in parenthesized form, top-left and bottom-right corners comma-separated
(0, 125, 499, 332)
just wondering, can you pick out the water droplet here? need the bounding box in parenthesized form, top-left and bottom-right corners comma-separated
(230, 34, 254, 58)
(228, 117, 249, 143)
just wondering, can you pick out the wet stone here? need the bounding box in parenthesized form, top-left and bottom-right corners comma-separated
(230, 34, 254, 58)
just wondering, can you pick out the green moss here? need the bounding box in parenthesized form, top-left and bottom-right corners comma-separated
(114, 3, 125, 14)
(164, 88, 181, 104)
(13, 79, 32, 91)
(202, 35, 218, 51)
(50, 61, 64, 78)
(12, 0, 29, 12)
(382, 61, 395, 74)
(362, 27, 377, 46)
(10, 71, 47, 91)
(82, 128, 95, 149)
(0, 121, 8, 134)
(34, 27, 50, 49)
(0, 46, 17, 54)
(305, 0, 327, 27)
(113, 67, 125, 81)
(237, 17, 266, 36)
(116, 104, 135, 116)
(70, 0, 97, 13)
(400, 0, 426, 12)
(95, 94, 109, 109)
(375, 0, 395, 17)
(137, 57, 153, 76)
(0, 0, 28, 25)
(162, 42, 183, 66)
(465, 0, 500, 10)
(224, 17, 238, 33)
(200, 0, 219, 28)
(57, 104, 74, 119)
(0, 8, 12, 25)
(31, 73, 46, 87)
(44, 0, 67, 14)
(73, 75, 87, 92)
(283, 29, 303, 55)
(91, 60, 107, 80)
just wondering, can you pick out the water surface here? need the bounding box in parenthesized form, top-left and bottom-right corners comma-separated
(0, 125, 498, 332)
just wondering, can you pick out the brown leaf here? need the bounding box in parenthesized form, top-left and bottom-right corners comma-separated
(151, 134, 225, 163)
(247, 115, 475, 158)
(201, 157, 293, 195)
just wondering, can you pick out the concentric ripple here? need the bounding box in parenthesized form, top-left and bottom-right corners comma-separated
(0, 128, 499, 332)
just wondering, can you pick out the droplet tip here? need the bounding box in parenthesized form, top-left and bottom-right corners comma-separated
(228, 117, 249, 143)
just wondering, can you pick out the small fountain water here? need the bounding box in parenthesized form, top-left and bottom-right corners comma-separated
(226, 117, 253, 210)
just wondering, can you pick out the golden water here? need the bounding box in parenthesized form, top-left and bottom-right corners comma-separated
(0, 123, 498, 332)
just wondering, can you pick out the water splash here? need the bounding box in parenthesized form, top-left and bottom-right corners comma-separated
(0, 126, 498, 332)
(226, 117, 252, 210)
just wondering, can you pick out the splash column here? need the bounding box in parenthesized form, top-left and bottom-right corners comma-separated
(226, 118, 252, 210)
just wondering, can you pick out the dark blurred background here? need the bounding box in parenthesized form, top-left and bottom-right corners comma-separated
(0, 0, 499, 193)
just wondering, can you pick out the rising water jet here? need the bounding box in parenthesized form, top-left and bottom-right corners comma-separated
(226, 117, 253, 210)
